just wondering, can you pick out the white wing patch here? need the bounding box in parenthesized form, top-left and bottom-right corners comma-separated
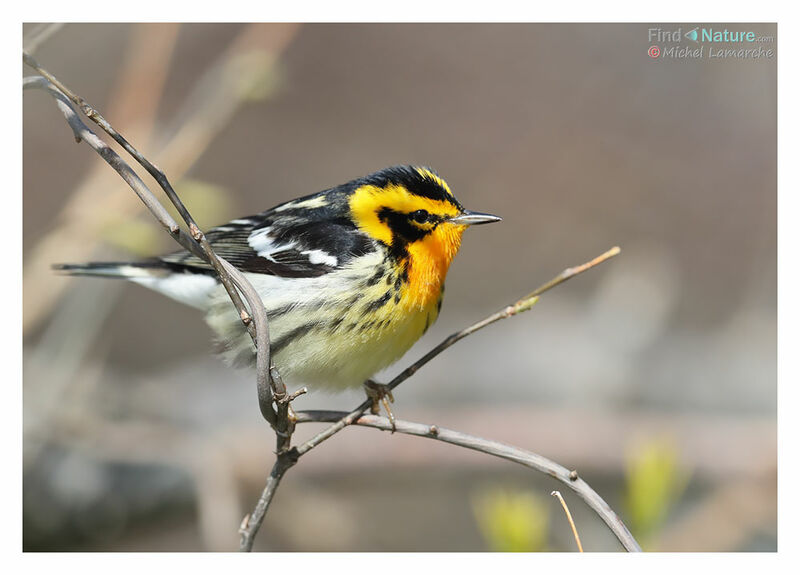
(247, 227, 337, 267)
(248, 226, 283, 258)
(274, 196, 328, 212)
(302, 249, 338, 267)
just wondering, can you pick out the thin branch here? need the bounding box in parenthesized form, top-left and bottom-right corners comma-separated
(23, 64, 283, 427)
(24, 52, 287, 418)
(295, 411, 639, 552)
(23, 24, 182, 334)
(23, 25, 299, 335)
(237, 247, 627, 551)
(238, 450, 298, 551)
(552, 490, 584, 552)
(23, 51, 258, 346)
(23, 77, 194, 252)
(294, 246, 621, 457)
(25, 50, 304, 550)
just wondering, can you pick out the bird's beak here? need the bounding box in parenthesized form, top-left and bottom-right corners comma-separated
(448, 210, 503, 226)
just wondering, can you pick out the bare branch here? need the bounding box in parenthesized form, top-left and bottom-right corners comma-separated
(234, 248, 630, 551)
(23, 60, 283, 426)
(23, 25, 299, 335)
(238, 451, 298, 551)
(23, 52, 258, 344)
(230, 247, 630, 551)
(294, 246, 621, 456)
(23, 76, 195, 253)
(23, 25, 182, 334)
(296, 411, 639, 552)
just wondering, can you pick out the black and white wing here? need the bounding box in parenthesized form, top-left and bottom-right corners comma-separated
(56, 194, 378, 310)
(160, 202, 376, 278)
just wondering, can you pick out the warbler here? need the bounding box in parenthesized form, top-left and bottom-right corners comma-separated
(57, 166, 500, 414)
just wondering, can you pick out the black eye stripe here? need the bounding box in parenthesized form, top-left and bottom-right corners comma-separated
(377, 207, 431, 258)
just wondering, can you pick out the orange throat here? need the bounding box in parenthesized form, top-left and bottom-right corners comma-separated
(403, 224, 465, 310)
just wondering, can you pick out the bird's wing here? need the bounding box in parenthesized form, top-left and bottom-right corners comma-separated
(160, 206, 376, 278)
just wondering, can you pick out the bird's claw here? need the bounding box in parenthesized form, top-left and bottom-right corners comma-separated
(364, 380, 397, 432)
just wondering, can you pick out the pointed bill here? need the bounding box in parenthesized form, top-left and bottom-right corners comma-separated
(448, 210, 502, 226)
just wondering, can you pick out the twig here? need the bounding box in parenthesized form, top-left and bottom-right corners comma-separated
(23, 52, 258, 345)
(295, 412, 637, 552)
(24, 48, 304, 550)
(23, 24, 181, 334)
(23, 62, 283, 426)
(238, 450, 298, 551)
(552, 490, 584, 552)
(294, 246, 621, 456)
(24, 46, 283, 410)
(235, 248, 628, 550)
(23, 77, 193, 251)
(23, 25, 299, 334)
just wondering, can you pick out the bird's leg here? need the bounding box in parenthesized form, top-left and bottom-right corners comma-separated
(363, 379, 396, 432)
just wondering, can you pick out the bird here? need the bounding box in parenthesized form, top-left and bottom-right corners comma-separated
(56, 166, 501, 421)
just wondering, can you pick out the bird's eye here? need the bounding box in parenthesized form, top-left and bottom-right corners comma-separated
(410, 210, 430, 224)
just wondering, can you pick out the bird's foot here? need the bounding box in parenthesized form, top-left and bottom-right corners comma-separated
(363, 380, 396, 432)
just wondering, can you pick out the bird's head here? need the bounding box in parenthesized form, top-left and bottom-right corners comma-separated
(348, 166, 501, 306)
(348, 165, 500, 260)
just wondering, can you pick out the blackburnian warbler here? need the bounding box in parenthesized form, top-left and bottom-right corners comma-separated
(57, 166, 501, 415)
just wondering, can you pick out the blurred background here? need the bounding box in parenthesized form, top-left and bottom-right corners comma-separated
(22, 23, 776, 551)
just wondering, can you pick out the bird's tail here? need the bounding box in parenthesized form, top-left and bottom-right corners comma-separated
(53, 261, 217, 309)
(52, 261, 169, 280)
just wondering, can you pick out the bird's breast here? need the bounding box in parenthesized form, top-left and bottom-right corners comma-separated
(401, 224, 462, 310)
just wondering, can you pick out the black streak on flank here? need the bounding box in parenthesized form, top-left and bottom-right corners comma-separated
(266, 303, 296, 320)
(394, 263, 408, 304)
(365, 265, 385, 287)
(346, 293, 364, 306)
(271, 323, 318, 354)
(364, 290, 392, 313)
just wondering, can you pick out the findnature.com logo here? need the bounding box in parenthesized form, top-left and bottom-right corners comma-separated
(647, 26, 775, 60)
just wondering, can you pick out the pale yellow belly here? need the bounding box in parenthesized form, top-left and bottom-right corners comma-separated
(273, 303, 435, 391)
(204, 257, 442, 391)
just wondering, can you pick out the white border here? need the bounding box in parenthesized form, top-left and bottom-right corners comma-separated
(7, 1, 795, 572)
